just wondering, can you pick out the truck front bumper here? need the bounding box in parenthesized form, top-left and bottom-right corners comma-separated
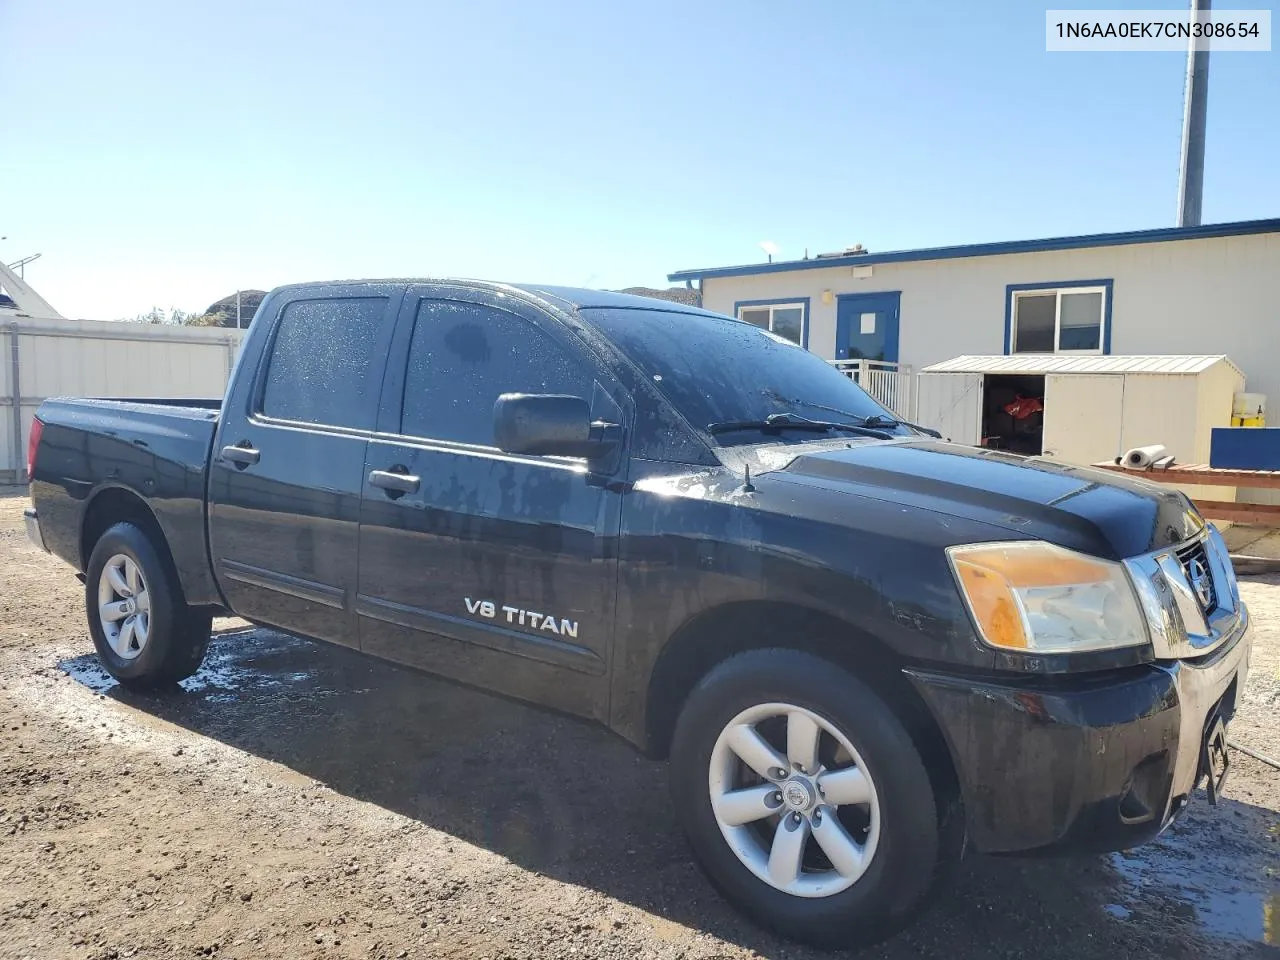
(907, 604, 1252, 855)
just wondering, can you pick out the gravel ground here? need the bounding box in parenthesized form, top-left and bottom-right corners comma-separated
(1, 488, 1277, 960)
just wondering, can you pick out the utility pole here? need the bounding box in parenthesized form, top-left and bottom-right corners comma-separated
(235, 289, 242, 329)
(1177, 0, 1211, 226)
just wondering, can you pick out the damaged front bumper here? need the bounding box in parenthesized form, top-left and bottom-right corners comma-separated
(907, 604, 1251, 855)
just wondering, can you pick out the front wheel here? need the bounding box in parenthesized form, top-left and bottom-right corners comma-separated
(86, 522, 212, 689)
(669, 649, 941, 948)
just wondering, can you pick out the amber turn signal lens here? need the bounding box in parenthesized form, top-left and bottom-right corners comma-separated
(952, 558, 1028, 649)
(947, 542, 1149, 654)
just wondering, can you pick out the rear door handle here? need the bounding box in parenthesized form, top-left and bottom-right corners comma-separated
(221, 444, 260, 467)
(368, 469, 420, 496)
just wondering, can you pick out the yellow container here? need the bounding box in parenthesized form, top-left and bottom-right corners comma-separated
(1232, 392, 1266, 425)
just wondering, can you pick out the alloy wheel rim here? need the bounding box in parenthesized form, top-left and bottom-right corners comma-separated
(708, 701, 881, 898)
(97, 554, 151, 661)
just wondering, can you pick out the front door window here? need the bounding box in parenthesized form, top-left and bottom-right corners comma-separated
(835, 293, 900, 363)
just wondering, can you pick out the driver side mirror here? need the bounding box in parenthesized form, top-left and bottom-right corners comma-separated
(493, 393, 619, 459)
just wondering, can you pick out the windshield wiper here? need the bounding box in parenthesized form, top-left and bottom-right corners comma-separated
(782, 397, 944, 439)
(706, 412, 894, 440)
(856, 414, 942, 438)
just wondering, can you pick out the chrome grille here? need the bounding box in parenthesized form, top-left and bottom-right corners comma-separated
(1174, 537, 1217, 613)
(1123, 526, 1241, 660)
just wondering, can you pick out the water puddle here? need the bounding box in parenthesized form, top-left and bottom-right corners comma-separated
(178, 630, 317, 702)
(1108, 823, 1280, 945)
(1102, 903, 1132, 921)
(60, 656, 120, 693)
(58, 627, 359, 703)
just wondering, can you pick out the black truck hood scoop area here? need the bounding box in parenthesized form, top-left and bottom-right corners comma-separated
(779, 440, 1203, 559)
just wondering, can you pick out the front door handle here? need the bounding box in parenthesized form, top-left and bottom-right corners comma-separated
(221, 444, 260, 467)
(368, 469, 420, 496)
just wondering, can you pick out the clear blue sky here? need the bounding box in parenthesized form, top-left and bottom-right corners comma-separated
(3, 1, 1277, 320)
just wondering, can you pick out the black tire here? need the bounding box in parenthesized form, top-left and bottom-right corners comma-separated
(85, 522, 212, 690)
(669, 649, 940, 949)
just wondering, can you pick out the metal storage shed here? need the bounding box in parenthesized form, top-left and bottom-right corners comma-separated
(915, 355, 1245, 476)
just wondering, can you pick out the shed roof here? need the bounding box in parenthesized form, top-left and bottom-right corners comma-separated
(920, 354, 1244, 377)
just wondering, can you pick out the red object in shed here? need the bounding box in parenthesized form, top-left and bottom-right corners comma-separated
(1003, 396, 1044, 420)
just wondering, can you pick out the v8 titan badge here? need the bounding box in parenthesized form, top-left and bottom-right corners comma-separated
(464, 597, 580, 639)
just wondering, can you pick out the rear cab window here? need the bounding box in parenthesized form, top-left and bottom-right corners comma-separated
(259, 297, 391, 430)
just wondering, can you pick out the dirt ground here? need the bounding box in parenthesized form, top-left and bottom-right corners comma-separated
(1, 488, 1278, 960)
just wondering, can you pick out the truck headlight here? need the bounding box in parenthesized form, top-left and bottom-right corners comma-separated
(947, 542, 1149, 654)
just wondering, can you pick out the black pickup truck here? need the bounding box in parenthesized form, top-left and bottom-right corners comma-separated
(25, 281, 1251, 946)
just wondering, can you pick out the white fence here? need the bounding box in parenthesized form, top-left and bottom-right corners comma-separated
(832, 359, 915, 421)
(3, 317, 245, 483)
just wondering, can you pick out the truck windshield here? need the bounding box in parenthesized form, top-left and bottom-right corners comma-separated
(583, 307, 909, 445)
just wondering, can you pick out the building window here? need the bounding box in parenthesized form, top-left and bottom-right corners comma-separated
(1009, 284, 1109, 354)
(735, 300, 807, 346)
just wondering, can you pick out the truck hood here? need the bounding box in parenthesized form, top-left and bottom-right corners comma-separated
(774, 439, 1202, 560)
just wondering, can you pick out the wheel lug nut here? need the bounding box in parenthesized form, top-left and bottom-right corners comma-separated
(772, 792, 782, 803)
(791, 813, 802, 825)
(771, 768, 787, 780)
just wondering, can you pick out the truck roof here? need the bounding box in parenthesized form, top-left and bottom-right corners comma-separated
(268, 279, 716, 318)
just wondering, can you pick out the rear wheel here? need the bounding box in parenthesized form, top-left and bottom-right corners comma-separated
(86, 522, 212, 689)
(669, 649, 940, 948)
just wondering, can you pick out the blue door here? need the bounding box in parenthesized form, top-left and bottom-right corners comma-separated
(835, 292, 900, 362)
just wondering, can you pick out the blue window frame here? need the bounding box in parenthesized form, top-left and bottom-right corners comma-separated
(733, 298, 810, 348)
(1004, 279, 1113, 355)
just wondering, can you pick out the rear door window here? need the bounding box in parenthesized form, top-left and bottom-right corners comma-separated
(260, 297, 389, 430)
(401, 299, 595, 445)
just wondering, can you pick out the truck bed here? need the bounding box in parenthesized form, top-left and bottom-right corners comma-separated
(29, 397, 224, 607)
